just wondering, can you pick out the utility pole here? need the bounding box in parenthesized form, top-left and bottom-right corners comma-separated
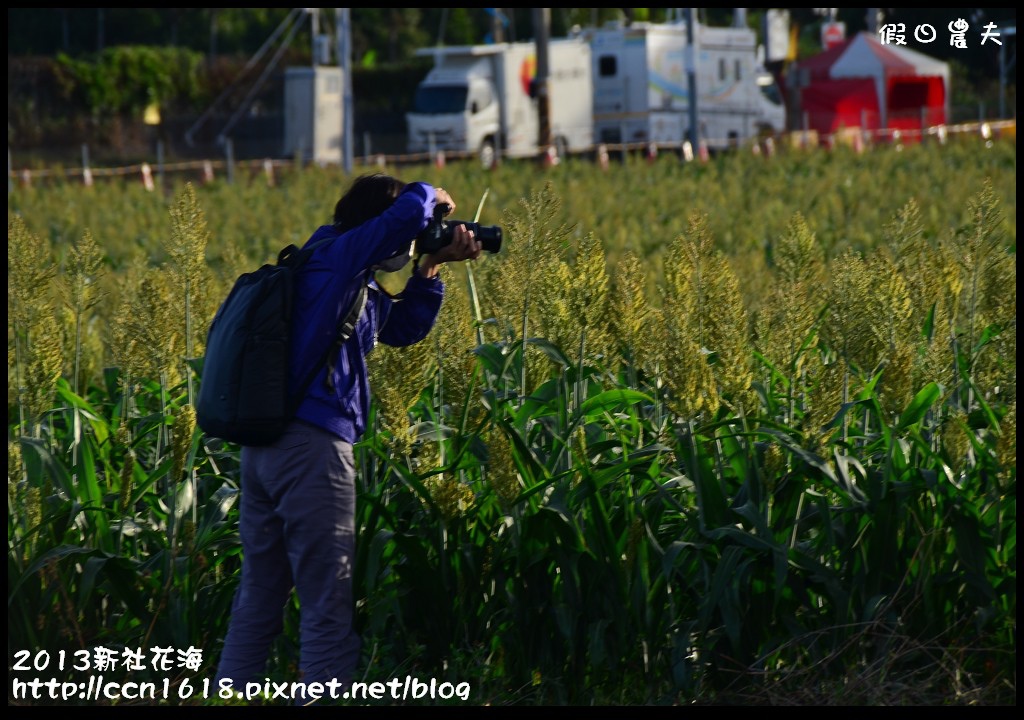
(492, 8, 505, 43)
(336, 8, 353, 173)
(999, 25, 1015, 120)
(311, 8, 319, 67)
(208, 10, 218, 66)
(866, 8, 881, 36)
(533, 8, 552, 155)
(685, 8, 699, 146)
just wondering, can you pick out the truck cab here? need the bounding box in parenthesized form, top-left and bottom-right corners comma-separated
(407, 57, 501, 165)
(407, 39, 592, 167)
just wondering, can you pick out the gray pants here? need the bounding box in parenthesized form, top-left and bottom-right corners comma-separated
(215, 419, 361, 693)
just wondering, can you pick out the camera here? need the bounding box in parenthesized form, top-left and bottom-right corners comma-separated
(416, 203, 503, 255)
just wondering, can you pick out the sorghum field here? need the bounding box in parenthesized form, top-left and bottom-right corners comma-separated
(7, 136, 1016, 705)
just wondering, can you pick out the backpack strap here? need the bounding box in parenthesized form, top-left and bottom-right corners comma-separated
(286, 280, 368, 413)
(323, 282, 369, 392)
(283, 234, 366, 412)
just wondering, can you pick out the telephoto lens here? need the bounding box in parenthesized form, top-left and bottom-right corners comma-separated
(417, 212, 503, 254)
(467, 222, 502, 253)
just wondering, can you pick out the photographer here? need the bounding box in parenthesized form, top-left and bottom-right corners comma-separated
(214, 174, 481, 699)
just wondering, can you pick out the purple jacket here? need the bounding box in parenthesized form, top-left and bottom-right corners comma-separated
(290, 182, 444, 442)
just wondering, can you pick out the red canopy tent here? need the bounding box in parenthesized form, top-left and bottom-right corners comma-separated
(795, 32, 950, 138)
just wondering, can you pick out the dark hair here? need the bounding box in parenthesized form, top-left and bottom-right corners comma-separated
(332, 173, 406, 232)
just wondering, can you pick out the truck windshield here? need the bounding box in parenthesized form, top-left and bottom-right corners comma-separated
(413, 85, 469, 114)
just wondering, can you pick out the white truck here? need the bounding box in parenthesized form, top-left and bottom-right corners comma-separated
(585, 19, 785, 151)
(405, 37, 593, 167)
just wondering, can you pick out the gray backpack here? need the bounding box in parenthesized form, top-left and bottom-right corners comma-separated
(196, 239, 366, 446)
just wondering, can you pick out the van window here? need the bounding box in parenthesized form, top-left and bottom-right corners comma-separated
(599, 55, 617, 77)
(719, 58, 727, 82)
(735, 59, 742, 81)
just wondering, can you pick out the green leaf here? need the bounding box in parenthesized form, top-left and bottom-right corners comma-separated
(706, 525, 777, 553)
(527, 337, 572, 368)
(55, 379, 111, 446)
(76, 433, 104, 509)
(921, 302, 936, 341)
(973, 322, 1004, 353)
(832, 449, 869, 504)
(761, 429, 841, 491)
(10, 545, 99, 597)
(577, 389, 653, 418)
(19, 437, 75, 500)
(896, 382, 941, 431)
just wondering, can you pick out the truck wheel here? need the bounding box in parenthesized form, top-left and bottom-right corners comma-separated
(479, 140, 497, 169)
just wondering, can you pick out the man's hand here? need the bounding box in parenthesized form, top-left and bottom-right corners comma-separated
(417, 224, 483, 279)
(434, 187, 456, 216)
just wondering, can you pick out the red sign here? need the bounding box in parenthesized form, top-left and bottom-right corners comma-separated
(822, 21, 846, 50)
